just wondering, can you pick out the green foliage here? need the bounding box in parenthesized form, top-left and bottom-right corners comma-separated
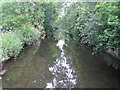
(53, 2, 120, 69)
(2, 2, 58, 37)
(2, 2, 45, 30)
(76, 3, 99, 45)
(54, 2, 120, 50)
(1, 1, 120, 69)
(0, 25, 42, 62)
(20, 24, 41, 45)
(41, 2, 61, 35)
(54, 2, 98, 43)
(1, 2, 57, 62)
(1, 32, 23, 61)
(95, 2, 120, 50)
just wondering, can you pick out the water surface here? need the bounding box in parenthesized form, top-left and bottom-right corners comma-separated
(2, 39, 119, 88)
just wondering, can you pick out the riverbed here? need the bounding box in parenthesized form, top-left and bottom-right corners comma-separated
(2, 39, 119, 88)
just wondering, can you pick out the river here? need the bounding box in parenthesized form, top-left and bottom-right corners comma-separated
(2, 38, 119, 88)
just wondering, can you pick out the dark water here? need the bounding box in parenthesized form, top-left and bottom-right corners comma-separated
(2, 39, 119, 88)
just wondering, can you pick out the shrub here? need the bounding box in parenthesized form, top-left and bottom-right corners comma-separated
(0, 25, 42, 62)
(20, 25, 41, 45)
(1, 31, 23, 62)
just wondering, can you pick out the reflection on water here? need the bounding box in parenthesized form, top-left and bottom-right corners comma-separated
(2, 39, 119, 88)
(46, 40, 76, 88)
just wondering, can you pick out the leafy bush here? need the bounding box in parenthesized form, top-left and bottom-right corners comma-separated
(0, 2, 58, 62)
(41, 2, 60, 36)
(95, 2, 120, 50)
(20, 25, 41, 45)
(54, 2, 120, 50)
(2, 2, 45, 30)
(53, 2, 120, 69)
(1, 32, 23, 62)
(0, 25, 42, 62)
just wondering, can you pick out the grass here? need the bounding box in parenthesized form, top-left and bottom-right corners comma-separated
(0, 25, 43, 62)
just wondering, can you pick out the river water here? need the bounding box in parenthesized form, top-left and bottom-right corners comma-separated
(2, 39, 119, 88)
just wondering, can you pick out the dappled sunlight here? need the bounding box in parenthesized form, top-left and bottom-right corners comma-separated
(46, 40, 76, 88)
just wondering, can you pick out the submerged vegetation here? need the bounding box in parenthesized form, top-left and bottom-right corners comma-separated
(0, 1, 120, 69)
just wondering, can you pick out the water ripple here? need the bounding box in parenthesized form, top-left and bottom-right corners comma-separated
(46, 40, 77, 88)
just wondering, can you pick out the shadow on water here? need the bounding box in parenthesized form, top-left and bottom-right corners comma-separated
(2, 39, 119, 88)
(65, 42, 119, 88)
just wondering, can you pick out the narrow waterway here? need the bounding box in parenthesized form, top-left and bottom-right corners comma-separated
(2, 39, 119, 88)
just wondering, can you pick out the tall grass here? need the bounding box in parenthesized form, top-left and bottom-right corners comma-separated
(0, 25, 42, 62)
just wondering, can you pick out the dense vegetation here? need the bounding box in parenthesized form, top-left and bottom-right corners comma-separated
(53, 2, 120, 69)
(0, 2, 119, 69)
(54, 2, 120, 49)
(0, 2, 58, 62)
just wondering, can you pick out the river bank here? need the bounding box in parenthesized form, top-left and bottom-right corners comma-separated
(1, 36, 119, 77)
(0, 27, 43, 76)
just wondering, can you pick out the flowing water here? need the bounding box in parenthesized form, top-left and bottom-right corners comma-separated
(2, 39, 119, 88)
